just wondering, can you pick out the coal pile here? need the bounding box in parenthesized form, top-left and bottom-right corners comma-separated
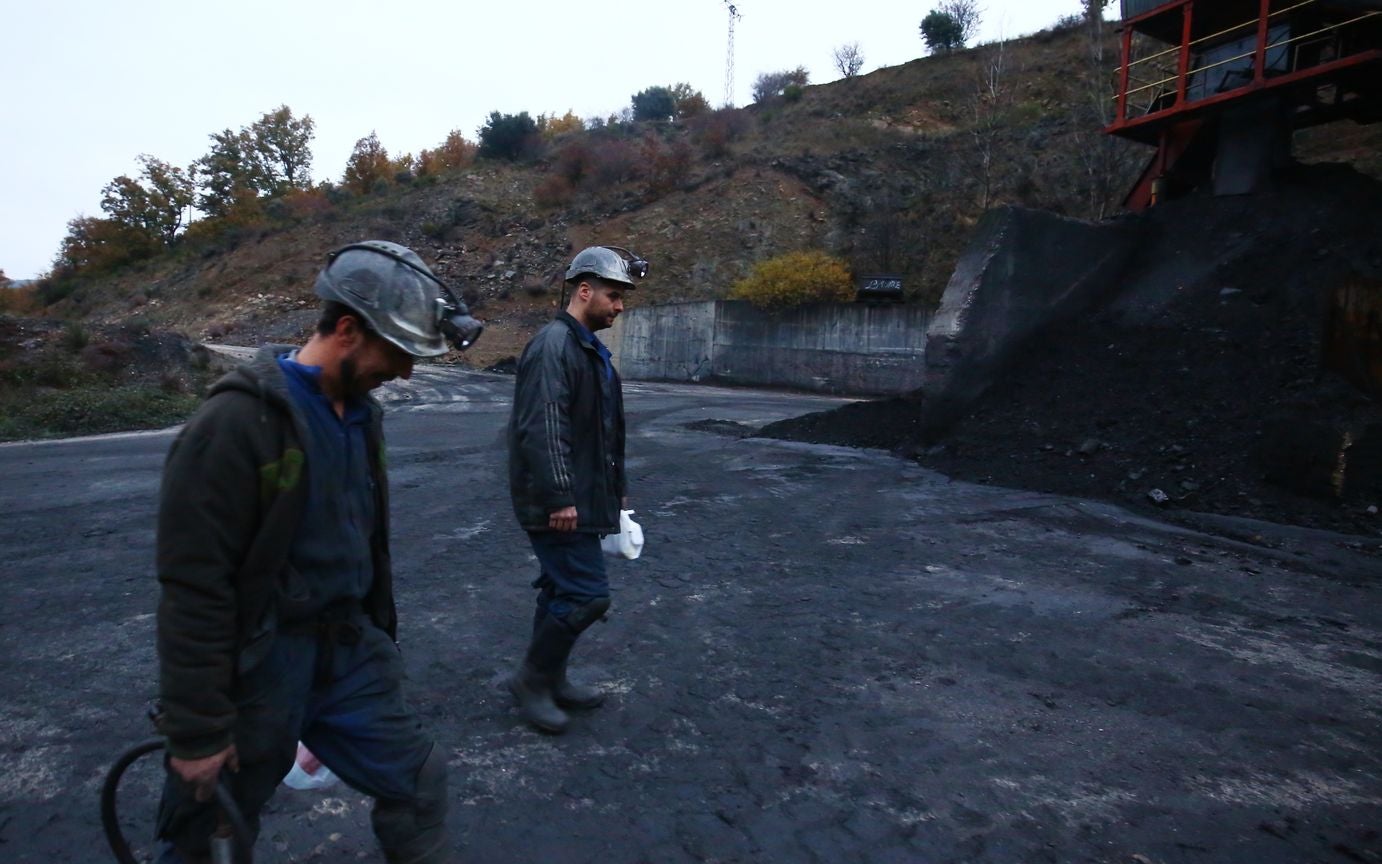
(762, 164, 1382, 539)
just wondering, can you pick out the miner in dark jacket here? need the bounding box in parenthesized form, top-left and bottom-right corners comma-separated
(506, 245, 647, 733)
(154, 241, 480, 864)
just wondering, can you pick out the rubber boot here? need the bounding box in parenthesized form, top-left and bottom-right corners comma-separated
(554, 655, 605, 710)
(372, 745, 451, 863)
(532, 605, 605, 710)
(508, 615, 576, 733)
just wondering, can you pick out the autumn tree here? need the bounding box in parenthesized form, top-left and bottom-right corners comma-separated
(249, 105, 315, 192)
(833, 43, 865, 79)
(418, 129, 478, 176)
(670, 83, 710, 119)
(537, 111, 585, 140)
(101, 155, 194, 246)
(342, 132, 392, 194)
(192, 128, 265, 218)
(55, 215, 160, 275)
(190, 105, 314, 218)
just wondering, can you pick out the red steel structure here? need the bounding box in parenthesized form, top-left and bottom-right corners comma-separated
(1107, 0, 1382, 210)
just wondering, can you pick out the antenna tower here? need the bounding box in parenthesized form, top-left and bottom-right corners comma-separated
(723, 1, 741, 107)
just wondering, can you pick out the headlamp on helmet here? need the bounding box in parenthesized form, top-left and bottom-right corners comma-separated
(317, 241, 483, 355)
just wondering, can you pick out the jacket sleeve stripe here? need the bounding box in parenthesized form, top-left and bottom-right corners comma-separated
(545, 401, 571, 491)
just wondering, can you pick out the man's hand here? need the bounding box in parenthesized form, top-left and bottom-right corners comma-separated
(169, 744, 238, 802)
(549, 506, 578, 532)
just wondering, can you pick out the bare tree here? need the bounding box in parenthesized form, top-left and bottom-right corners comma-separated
(833, 42, 865, 79)
(1070, 11, 1144, 218)
(942, 0, 982, 45)
(970, 37, 1006, 211)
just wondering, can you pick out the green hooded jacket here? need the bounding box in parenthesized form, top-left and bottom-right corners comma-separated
(155, 346, 396, 759)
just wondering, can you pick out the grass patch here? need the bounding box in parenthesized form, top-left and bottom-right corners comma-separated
(0, 383, 205, 441)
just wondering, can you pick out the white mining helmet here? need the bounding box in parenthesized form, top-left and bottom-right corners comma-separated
(314, 240, 483, 356)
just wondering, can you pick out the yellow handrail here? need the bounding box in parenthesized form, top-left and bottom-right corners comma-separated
(1112, 7, 1380, 106)
(1182, 10, 1379, 78)
(1124, 0, 1321, 71)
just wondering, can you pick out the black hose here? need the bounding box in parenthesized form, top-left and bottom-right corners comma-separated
(101, 737, 254, 864)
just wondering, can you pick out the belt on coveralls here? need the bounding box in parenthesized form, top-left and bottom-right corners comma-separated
(278, 600, 366, 688)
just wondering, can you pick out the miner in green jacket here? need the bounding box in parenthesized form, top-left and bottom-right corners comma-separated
(153, 241, 481, 864)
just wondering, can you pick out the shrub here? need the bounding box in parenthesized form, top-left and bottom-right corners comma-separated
(281, 186, 332, 220)
(691, 108, 751, 159)
(0, 285, 38, 315)
(324, 184, 355, 205)
(752, 67, 810, 103)
(80, 339, 134, 375)
(729, 251, 854, 308)
(62, 322, 90, 351)
(36, 277, 79, 307)
(642, 134, 693, 196)
(553, 140, 594, 185)
(586, 137, 641, 187)
(533, 174, 575, 209)
(0, 383, 203, 441)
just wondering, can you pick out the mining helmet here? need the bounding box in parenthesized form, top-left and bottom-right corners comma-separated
(564, 245, 649, 288)
(314, 240, 483, 355)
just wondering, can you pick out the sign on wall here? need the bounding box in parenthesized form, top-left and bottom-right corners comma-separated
(855, 274, 904, 303)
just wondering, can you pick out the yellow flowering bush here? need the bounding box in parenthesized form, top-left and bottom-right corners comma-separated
(728, 251, 854, 309)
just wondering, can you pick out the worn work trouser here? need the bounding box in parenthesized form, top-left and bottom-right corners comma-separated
(155, 616, 449, 863)
(527, 530, 610, 622)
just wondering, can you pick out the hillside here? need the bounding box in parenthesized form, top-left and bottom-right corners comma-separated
(7, 22, 1255, 366)
(32, 22, 1382, 373)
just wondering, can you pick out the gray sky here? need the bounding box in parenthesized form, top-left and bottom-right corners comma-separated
(2, 0, 1080, 279)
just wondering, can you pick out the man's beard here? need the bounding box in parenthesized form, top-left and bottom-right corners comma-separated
(339, 353, 366, 398)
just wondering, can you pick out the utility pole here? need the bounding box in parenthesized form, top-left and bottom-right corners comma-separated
(724, 1, 742, 107)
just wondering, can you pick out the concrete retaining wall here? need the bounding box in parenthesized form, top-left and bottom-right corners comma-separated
(611, 206, 1137, 406)
(609, 300, 931, 396)
(922, 206, 1138, 429)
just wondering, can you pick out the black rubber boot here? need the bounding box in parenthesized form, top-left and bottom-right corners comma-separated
(532, 603, 606, 710)
(554, 657, 605, 710)
(508, 615, 577, 734)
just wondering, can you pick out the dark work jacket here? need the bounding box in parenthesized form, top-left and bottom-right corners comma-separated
(154, 346, 396, 759)
(508, 311, 627, 533)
